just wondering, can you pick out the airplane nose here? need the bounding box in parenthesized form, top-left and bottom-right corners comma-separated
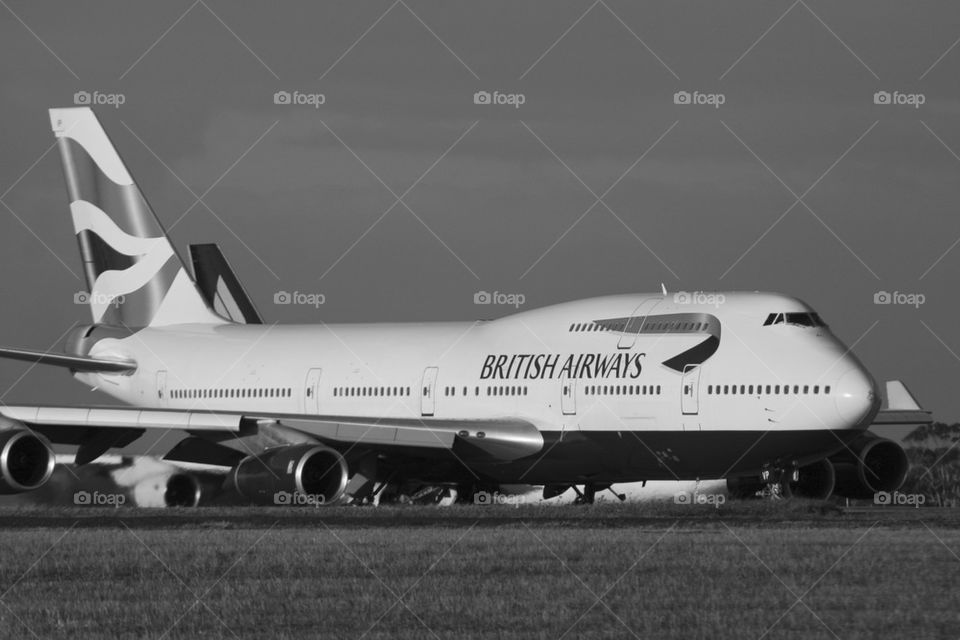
(834, 368, 879, 427)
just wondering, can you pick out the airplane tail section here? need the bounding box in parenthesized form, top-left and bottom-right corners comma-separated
(50, 107, 224, 328)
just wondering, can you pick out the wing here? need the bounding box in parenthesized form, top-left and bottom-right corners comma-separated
(0, 405, 544, 465)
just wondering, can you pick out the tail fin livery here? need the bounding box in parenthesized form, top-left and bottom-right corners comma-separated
(50, 107, 224, 328)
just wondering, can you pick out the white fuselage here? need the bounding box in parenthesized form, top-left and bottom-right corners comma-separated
(76, 291, 880, 482)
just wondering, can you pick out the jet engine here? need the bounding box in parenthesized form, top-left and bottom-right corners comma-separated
(780, 459, 836, 500)
(232, 444, 349, 506)
(162, 473, 202, 507)
(830, 434, 909, 499)
(0, 428, 55, 494)
(109, 458, 212, 507)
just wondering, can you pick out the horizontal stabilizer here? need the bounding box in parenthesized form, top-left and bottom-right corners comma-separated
(0, 347, 136, 373)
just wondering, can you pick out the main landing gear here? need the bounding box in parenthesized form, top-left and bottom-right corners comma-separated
(570, 483, 626, 504)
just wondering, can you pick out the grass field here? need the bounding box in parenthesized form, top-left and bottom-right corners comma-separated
(0, 503, 958, 639)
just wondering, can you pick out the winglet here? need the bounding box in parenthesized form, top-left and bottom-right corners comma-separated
(872, 380, 932, 425)
(885, 380, 922, 411)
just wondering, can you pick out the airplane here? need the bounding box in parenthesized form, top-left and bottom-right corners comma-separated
(0, 107, 932, 507)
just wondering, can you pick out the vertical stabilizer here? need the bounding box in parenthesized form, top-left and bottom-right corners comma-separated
(50, 107, 225, 328)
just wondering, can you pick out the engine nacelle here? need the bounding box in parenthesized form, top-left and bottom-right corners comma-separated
(830, 434, 909, 499)
(232, 444, 349, 506)
(781, 459, 836, 500)
(163, 473, 202, 507)
(127, 471, 202, 507)
(110, 458, 221, 507)
(0, 428, 55, 494)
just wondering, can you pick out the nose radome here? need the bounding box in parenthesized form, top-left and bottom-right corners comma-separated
(834, 368, 879, 427)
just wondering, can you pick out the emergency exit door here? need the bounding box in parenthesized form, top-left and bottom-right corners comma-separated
(421, 367, 439, 416)
(561, 375, 576, 415)
(304, 368, 322, 414)
(681, 365, 700, 415)
(618, 298, 660, 349)
(157, 370, 167, 406)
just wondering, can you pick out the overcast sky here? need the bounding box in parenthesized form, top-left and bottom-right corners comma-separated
(1, 1, 959, 424)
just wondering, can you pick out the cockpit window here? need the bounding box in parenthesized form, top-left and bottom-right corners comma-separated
(763, 312, 826, 327)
